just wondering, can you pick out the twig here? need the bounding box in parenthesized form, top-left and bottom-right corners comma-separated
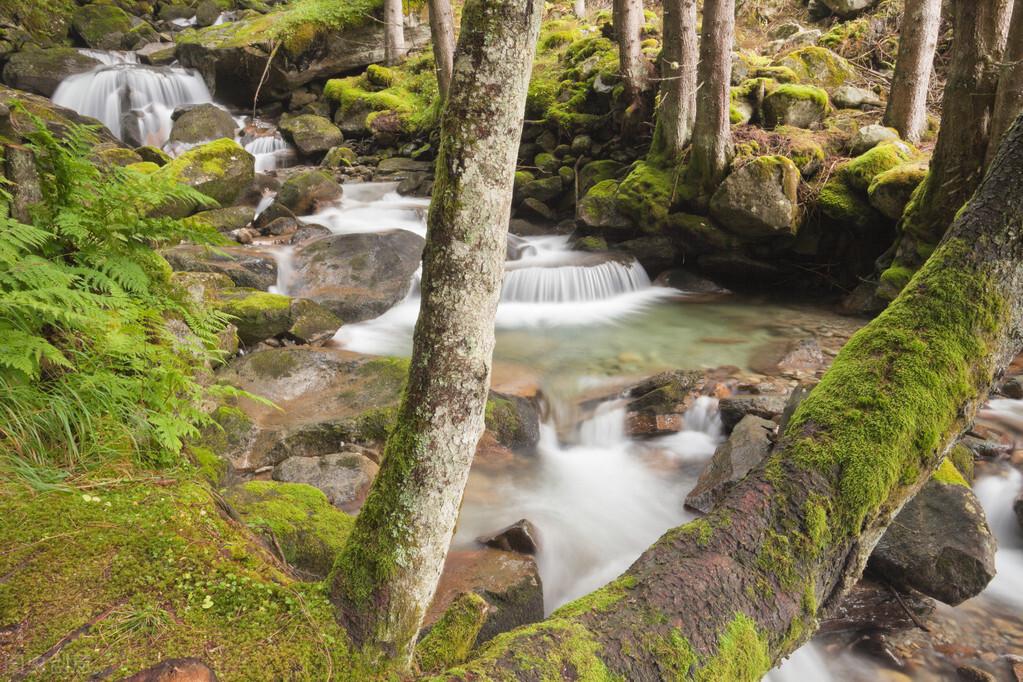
(886, 581, 931, 632)
(252, 40, 281, 119)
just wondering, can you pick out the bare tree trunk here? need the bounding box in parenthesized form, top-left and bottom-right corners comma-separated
(329, 0, 543, 670)
(574, 0, 586, 19)
(986, 0, 1023, 165)
(884, 0, 942, 143)
(384, 0, 407, 66)
(875, 0, 1013, 301)
(441, 111, 1023, 682)
(650, 0, 698, 159)
(427, 0, 456, 101)
(615, 0, 648, 133)
(687, 0, 735, 200)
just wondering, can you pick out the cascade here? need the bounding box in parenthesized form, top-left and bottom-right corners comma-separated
(501, 258, 651, 303)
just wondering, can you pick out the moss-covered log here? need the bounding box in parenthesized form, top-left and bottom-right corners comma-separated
(329, 0, 544, 670)
(438, 112, 1023, 680)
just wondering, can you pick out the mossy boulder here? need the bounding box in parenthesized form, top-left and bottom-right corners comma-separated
(785, 136, 825, 178)
(577, 179, 632, 232)
(136, 40, 178, 65)
(96, 145, 144, 167)
(215, 288, 342, 346)
(773, 47, 856, 88)
(841, 140, 917, 193)
(161, 244, 277, 289)
(614, 161, 686, 234)
(485, 393, 541, 450)
(322, 145, 357, 168)
(279, 113, 344, 157)
(136, 144, 172, 166)
(578, 159, 623, 194)
(272, 169, 343, 215)
(849, 123, 900, 155)
(868, 161, 928, 221)
(190, 204, 255, 232)
(665, 213, 741, 255)
(816, 175, 881, 232)
(272, 450, 379, 513)
(0, 0, 75, 46)
(519, 175, 563, 203)
(71, 4, 135, 49)
(224, 480, 355, 578)
(709, 156, 801, 239)
(169, 103, 238, 145)
(762, 84, 829, 129)
(2, 47, 100, 98)
(158, 138, 255, 210)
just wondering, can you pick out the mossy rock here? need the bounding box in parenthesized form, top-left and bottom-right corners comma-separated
(519, 175, 563, 203)
(190, 204, 255, 232)
(322, 58, 438, 140)
(709, 156, 801, 239)
(578, 159, 623, 194)
(169, 103, 238, 145)
(96, 146, 144, 168)
(278, 113, 344, 157)
(158, 138, 255, 210)
(1, 47, 100, 98)
(125, 160, 161, 174)
(614, 161, 687, 234)
(274, 169, 343, 215)
(485, 393, 540, 450)
(817, 174, 881, 232)
(0, 0, 75, 45)
(215, 288, 342, 346)
(841, 140, 917, 193)
(71, 4, 134, 49)
(136, 144, 172, 166)
(322, 145, 357, 168)
(224, 480, 355, 578)
(577, 179, 631, 232)
(773, 47, 856, 88)
(665, 213, 741, 255)
(763, 84, 830, 129)
(868, 161, 928, 221)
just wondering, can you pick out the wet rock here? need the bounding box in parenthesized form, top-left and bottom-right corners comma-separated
(192, 205, 254, 233)
(396, 172, 433, 197)
(869, 477, 997, 605)
(266, 217, 300, 236)
(137, 41, 178, 66)
(626, 369, 703, 437)
(121, 657, 218, 682)
(763, 85, 829, 128)
(289, 223, 332, 245)
(2, 47, 100, 98)
(136, 145, 172, 166)
(868, 161, 928, 221)
(957, 666, 997, 682)
(273, 169, 343, 216)
(718, 394, 788, 432)
(290, 230, 424, 322)
(709, 156, 801, 239)
(322, 145, 358, 168)
(777, 338, 826, 374)
(1014, 491, 1023, 531)
(213, 288, 341, 346)
(158, 139, 254, 210)
(1000, 376, 1023, 399)
(161, 244, 277, 290)
(831, 85, 882, 110)
(485, 392, 541, 450)
(685, 415, 774, 513)
(169, 104, 237, 145)
(821, 0, 879, 18)
(273, 451, 378, 513)
(616, 236, 680, 277)
(477, 519, 540, 555)
(427, 548, 544, 647)
(278, 113, 343, 157)
(653, 268, 730, 295)
(850, 123, 900, 156)
(71, 4, 134, 50)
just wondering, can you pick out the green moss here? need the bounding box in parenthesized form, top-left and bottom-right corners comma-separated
(817, 175, 880, 231)
(365, 63, 396, 87)
(188, 445, 226, 485)
(842, 141, 917, 192)
(415, 592, 489, 672)
(948, 443, 975, 483)
(126, 161, 161, 174)
(772, 84, 829, 108)
(773, 47, 856, 87)
(0, 0, 75, 44)
(932, 456, 968, 487)
(615, 160, 688, 232)
(553, 575, 637, 619)
(158, 138, 253, 206)
(878, 265, 913, 297)
(695, 614, 772, 682)
(819, 18, 871, 55)
(573, 235, 609, 251)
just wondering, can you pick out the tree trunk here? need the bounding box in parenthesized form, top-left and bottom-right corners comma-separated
(650, 0, 698, 159)
(427, 0, 456, 101)
(615, 0, 648, 133)
(384, 0, 407, 66)
(329, 0, 544, 670)
(574, 0, 586, 19)
(875, 0, 1013, 301)
(441, 111, 1023, 681)
(687, 0, 735, 200)
(883, 0, 942, 143)
(986, 0, 1023, 165)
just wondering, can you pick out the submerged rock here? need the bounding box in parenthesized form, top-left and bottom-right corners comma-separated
(273, 450, 379, 513)
(477, 519, 540, 555)
(2, 47, 100, 98)
(710, 156, 801, 239)
(685, 415, 775, 513)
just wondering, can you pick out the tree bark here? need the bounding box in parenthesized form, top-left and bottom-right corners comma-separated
(876, 0, 1013, 301)
(427, 0, 456, 101)
(650, 0, 698, 159)
(574, 0, 586, 19)
(687, 0, 735, 200)
(615, 0, 649, 133)
(884, 0, 942, 143)
(383, 0, 407, 66)
(329, 0, 543, 670)
(441, 111, 1023, 681)
(986, 0, 1023, 165)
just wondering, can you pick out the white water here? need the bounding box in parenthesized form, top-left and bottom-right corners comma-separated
(243, 133, 296, 172)
(502, 258, 652, 303)
(301, 182, 430, 238)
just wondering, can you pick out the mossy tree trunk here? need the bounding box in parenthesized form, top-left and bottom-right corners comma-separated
(877, 0, 1012, 300)
(651, 0, 698, 159)
(986, 0, 1023, 165)
(329, 0, 543, 671)
(687, 0, 735, 201)
(439, 112, 1023, 681)
(615, 0, 649, 135)
(883, 0, 942, 143)
(384, 0, 407, 66)
(427, 0, 456, 101)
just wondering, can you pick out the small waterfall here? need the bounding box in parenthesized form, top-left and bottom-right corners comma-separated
(243, 134, 296, 172)
(974, 466, 1023, 608)
(578, 401, 627, 446)
(52, 64, 212, 146)
(254, 191, 276, 217)
(77, 49, 138, 65)
(501, 259, 651, 303)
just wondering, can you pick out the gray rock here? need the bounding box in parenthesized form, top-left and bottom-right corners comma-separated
(273, 451, 378, 512)
(71, 4, 133, 49)
(169, 103, 237, 145)
(763, 86, 829, 128)
(136, 42, 178, 66)
(195, 0, 222, 27)
(289, 230, 425, 322)
(517, 197, 557, 222)
(2, 48, 100, 98)
(685, 415, 775, 513)
(477, 519, 540, 555)
(272, 169, 343, 216)
(832, 85, 882, 110)
(161, 244, 277, 290)
(718, 394, 788, 432)
(709, 156, 801, 239)
(849, 123, 900, 156)
(821, 0, 879, 18)
(279, 114, 343, 157)
(869, 478, 997, 605)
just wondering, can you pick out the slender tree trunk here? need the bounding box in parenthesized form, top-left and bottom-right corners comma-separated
(615, 0, 648, 134)
(687, 0, 735, 200)
(875, 0, 1013, 301)
(986, 0, 1023, 165)
(384, 0, 407, 66)
(884, 0, 942, 143)
(574, 0, 586, 19)
(427, 0, 456, 101)
(441, 111, 1023, 681)
(329, 0, 543, 670)
(650, 0, 698, 159)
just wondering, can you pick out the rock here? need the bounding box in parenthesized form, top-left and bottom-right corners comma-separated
(776, 338, 825, 374)
(518, 197, 556, 222)
(224, 480, 354, 578)
(169, 104, 238, 145)
(427, 548, 544, 647)
(485, 392, 541, 450)
(290, 223, 332, 245)
(2, 48, 100, 98)
(477, 519, 539, 555)
(273, 451, 378, 513)
(136, 145, 172, 166)
(71, 4, 134, 49)
(685, 415, 775, 513)
(195, 0, 221, 27)
(849, 123, 900, 156)
(616, 236, 680, 276)
(96, 146, 143, 167)
(821, 0, 879, 18)
(161, 244, 277, 290)
(832, 85, 882, 110)
(773, 47, 856, 88)
(710, 156, 801, 239)
(1001, 376, 1023, 399)
(868, 161, 928, 221)
(322, 146, 358, 168)
(578, 159, 623, 195)
(519, 176, 563, 203)
(265, 217, 300, 236)
(377, 156, 433, 174)
(957, 666, 997, 682)
(272, 169, 343, 216)
(577, 179, 632, 232)
(842, 140, 917, 193)
(278, 113, 344, 157)
(1015, 491, 1023, 532)
(137, 41, 178, 66)
(626, 370, 704, 437)
(158, 139, 255, 210)
(0, 84, 121, 147)
(869, 473, 997, 605)
(396, 172, 433, 197)
(289, 230, 424, 322)
(763, 85, 829, 128)
(192, 205, 254, 232)
(121, 658, 218, 682)
(718, 394, 788, 432)
(653, 268, 730, 295)
(213, 289, 341, 346)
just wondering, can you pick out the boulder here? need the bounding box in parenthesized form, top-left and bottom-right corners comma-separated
(718, 394, 788, 432)
(158, 138, 254, 209)
(709, 156, 801, 239)
(0, 85, 121, 147)
(821, 0, 879, 18)
(519, 176, 563, 203)
(376, 157, 433, 174)
(477, 519, 540, 555)
(578, 159, 623, 195)
(577, 180, 632, 232)
(322, 146, 358, 168)
(841, 140, 917, 193)
(136, 145, 172, 166)
(213, 288, 342, 346)
(626, 370, 703, 437)
(273, 450, 379, 513)
(136, 42, 178, 66)
(71, 4, 134, 50)
(278, 113, 344, 157)
(869, 463, 997, 605)
(616, 235, 681, 276)
(161, 244, 277, 290)
(485, 393, 541, 450)
(849, 123, 900, 156)
(289, 230, 425, 322)
(191, 205, 254, 232)
(2, 48, 100, 98)
(273, 169, 343, 216)
(169, 104, 238, 145)
(773, 47, 856, 87)
(867, 161, 928, 221)
(763, 85, 829, 128)
(685, 415, 775, 513)
(195, 0, 222, 27)
(832, 85, 882, 110)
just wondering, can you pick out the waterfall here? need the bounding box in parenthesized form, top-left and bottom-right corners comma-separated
(52, 64, 212, 147)
(501, 258, 651, 303)
(243, 134, 296, 172)
(77, 49, 138, 65)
